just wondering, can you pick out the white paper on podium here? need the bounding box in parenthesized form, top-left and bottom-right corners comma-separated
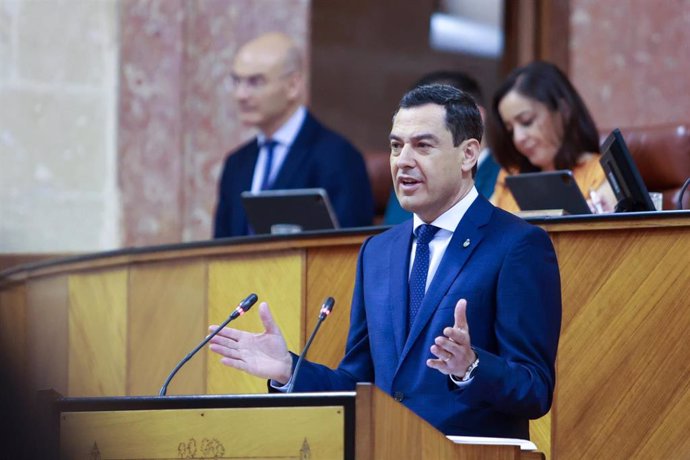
(446, 436, 537, 451)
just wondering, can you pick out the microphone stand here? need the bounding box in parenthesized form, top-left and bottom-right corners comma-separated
(286, 297, 335, 394)
(159, 293, 258, 396)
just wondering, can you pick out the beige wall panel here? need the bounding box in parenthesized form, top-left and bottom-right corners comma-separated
(553, 227, 690, 459)
(0, 284, 27, 382)
(128, 261, 206, 396)
(68, 269, 127, 396)
(207, 252, 304, 394)
(529, 412, 550, 459)
(26, 276, 69, 395)
(61, 406, 344, 459)
(305, 245, 360, 367)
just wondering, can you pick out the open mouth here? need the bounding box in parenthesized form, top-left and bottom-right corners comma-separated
(397, 176, 422, 192)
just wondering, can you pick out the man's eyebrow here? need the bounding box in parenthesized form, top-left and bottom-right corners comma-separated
(388, 133, 439, 142)
(411, 133, 439, 142)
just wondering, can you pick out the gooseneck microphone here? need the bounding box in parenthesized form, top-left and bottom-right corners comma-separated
(286, 297, 335, 393)
(159, 293, 258, 396)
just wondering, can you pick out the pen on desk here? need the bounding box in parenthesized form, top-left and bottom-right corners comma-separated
(589, 188, 604, 214)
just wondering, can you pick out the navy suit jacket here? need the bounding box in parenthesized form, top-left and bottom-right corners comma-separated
(213, 112, 374, 237)
(289, 195, 561, 438)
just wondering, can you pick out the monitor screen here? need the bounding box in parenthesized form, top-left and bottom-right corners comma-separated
(599, 129, 656, 212)
(505, 170, 592, 215)
(241, 188, 339, 235)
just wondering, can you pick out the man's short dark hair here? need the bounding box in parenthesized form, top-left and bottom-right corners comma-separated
(414, 71, 485, 107)
(397, 84, 483, 147)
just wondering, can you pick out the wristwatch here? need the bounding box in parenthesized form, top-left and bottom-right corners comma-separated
(460, 355, 479, 381)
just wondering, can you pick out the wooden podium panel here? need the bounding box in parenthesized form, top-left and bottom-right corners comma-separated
(26, 275, 69, 395)
(546, 221, 690, 459)
(355, 384, 524, 460)
(128, 261, 208, 395)
(55, 385, 537, 460)
(206, 252, 304, 395)
(61, 406, 344, 459)
(68, 269, 128, 396)
(0, 283, 27, 382)
(305, 246, 360, 367)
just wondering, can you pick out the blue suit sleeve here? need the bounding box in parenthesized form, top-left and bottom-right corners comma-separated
(461, 225, 561, 419)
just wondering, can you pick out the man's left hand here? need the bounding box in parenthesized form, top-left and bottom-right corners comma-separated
(426, 298, 476, 376)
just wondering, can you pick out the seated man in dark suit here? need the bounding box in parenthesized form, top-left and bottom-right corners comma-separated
(384, 71, 500, 224)
(208, 84, 561, 439)
(213, 32, 373, 237)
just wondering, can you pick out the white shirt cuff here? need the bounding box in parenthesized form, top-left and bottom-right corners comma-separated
(449, 373, 474, 387)
(270, 377, 292, 392)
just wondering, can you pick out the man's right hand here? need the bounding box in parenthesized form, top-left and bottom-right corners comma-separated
(209, 302, 293, 384)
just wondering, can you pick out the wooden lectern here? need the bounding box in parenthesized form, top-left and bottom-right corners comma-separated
(51, 383, 542, 460)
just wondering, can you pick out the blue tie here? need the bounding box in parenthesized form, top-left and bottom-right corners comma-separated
(260, 139, 278, 190)
(408, 224, 440, 330)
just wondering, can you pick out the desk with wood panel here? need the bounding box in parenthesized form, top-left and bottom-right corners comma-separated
(1, 212, 689, 459)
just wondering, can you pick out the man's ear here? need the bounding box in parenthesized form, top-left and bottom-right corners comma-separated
(460, 138, 480, 173)
(285, 71, 304, 101)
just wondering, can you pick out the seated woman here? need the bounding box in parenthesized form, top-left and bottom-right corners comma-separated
(488, 61, 615, 213)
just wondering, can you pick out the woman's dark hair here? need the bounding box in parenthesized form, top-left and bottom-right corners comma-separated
(488, 61, 600, 172)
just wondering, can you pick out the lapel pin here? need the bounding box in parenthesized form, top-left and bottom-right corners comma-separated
(463, 238, 470, 248)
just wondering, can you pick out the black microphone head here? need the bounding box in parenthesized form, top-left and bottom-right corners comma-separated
(319, 297, 335, 319)
(323, 296, 335, 310)
(229, 293, 259, 320)
(241, 293, 259, 310)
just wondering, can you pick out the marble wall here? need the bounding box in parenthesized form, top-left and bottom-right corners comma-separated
(570, 0, 690, 130)
(119, 0, 308, 246)
(0, 0, 119, 252)
(0, 0, 309, 253)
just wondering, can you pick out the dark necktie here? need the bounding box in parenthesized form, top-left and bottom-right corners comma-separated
(408, 224, 440, 330)
(260, 139, 278, 190)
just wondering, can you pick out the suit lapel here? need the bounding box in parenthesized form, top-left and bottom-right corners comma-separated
(389, 221, 414, 357)
(271, 112, 318, 189)
(232, 141, 260, 235)
(241, 141, 260, 190)
(397, 197, 494, 367)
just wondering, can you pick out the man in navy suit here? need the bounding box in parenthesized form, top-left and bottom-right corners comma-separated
(209, 85, 561, 439)
(213, 32, 373, 237)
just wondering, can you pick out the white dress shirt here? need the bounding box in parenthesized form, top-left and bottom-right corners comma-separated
(250, 106, 307, 192)
(410, 187, 479, 292)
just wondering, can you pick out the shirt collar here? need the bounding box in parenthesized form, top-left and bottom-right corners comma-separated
(256, 106, 307, 148)
(413, 187, 479, 235)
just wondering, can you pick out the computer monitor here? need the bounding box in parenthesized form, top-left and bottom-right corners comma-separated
(599, 129, 656, 212)
(505, 170, 592, 215)
(241, 188, 339, 234)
